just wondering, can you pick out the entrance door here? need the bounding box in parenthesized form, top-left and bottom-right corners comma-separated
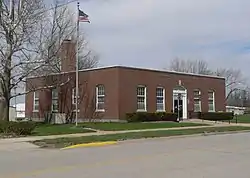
(173, 86, 187, 119)
(173, 94, 183, 119)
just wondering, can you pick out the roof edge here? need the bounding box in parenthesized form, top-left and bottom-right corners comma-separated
(26, 65, 225, 80)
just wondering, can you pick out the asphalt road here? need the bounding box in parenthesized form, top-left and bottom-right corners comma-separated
(1, 133, 250, 178)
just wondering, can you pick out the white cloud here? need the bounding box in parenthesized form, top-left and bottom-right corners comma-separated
(78, 0, 250, 75)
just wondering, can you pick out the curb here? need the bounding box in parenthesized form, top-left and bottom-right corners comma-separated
(117, 130, 250, 144)
(61, 141, 117, 150)
(60, 130, 250, 150)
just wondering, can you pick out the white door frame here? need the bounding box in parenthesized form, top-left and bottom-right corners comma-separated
(173, 89, 188, 119)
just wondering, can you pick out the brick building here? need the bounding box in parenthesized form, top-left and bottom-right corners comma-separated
(25, 40, 226, 121)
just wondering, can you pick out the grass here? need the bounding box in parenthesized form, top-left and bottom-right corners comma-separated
(80, 122, 208, 131)
(30, 122, 206, 136)
(231, 114, 250, 123)
(32, 126, 250, 148)
(32, 124, 95, 136)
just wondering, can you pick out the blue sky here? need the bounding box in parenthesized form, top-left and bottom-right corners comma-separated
(73, 0, 250, 75)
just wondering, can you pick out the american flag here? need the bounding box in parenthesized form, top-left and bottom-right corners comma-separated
(78, 9, 90, 23)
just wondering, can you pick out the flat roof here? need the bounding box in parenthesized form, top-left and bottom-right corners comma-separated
(26, 65, 225, 80)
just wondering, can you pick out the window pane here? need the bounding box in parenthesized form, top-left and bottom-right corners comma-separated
(97, 102, 105, 110)
(137, 87, 145, 96)
(97, 96, 105, 103)
(34, 104, 39, 111)
(194, 104, 201, 112)
(52, 99, 58, 104)
(209, 103, 214, 111)
(194, 90, 201, 98)
(194, 99, 200, 103)
(137, 96, 145, 103)
(156, 88, 164, 97)
(52, 99, 58, 111)
(194, 99, 201, 112)
(52, 89, 58, 98)
(97, 85, 105, 95)
(34, 91, 39, 98)
(137, 102, 145, 110)
(156, 97, 164, 104)
(208, 92, 214, 100)
(156, 103, 164, 111)
(52, 104, 58, 111)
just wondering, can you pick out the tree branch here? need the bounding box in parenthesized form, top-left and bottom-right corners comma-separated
(10, 77, 71, 99)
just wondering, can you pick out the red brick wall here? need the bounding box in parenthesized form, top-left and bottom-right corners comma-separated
(25, 66, 226, 121)
(118, 67, 225, 119)
(59, 39, 76, 73)
(25, 68, 120, 121)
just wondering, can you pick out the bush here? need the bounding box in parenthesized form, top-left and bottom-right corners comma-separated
(0, 121, 37, 136)
(126, 112, 178, 123)
(199, 112, 234, 121)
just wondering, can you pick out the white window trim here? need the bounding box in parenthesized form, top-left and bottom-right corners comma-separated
(72, 88, 80, 113)
(208, 91, 215, 112)
(51, 89, 59, 112)
(156, 87, 165, 112)
(33, 91, 39, 112)
(96, 85, 105, 112)
(194, 89, 201, 112)
(137, 85, 147, 112)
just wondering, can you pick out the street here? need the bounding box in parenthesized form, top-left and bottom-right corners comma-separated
(1, 133, 250, 178)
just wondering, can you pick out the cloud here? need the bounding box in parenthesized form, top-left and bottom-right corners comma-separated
(75, 0, 250, 74)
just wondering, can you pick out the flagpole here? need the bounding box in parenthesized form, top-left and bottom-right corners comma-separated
(75, 1, 80, 127)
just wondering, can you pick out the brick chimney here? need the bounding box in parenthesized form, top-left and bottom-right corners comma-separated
(60, 39, 76, 72)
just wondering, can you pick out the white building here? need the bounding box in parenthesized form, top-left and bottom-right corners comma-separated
(226, 106, 245, 115)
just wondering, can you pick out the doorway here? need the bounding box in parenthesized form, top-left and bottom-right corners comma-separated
(173, 94, 183, 119)
(173, 86, 187, 120)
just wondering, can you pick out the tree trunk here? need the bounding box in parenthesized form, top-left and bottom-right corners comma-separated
(0, 99, 9, 121)
(0, 101, 4, 120)
(3, 101, 8, 121)
(0, 83, 5, 121)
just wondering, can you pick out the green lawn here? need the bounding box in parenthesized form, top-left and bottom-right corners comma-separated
(31, 122, 207, 136)
(32, 124, 95, 136)
(32, 126, 250, 148)
(232, 114, 250, 123)
(80, 122, 208, 131)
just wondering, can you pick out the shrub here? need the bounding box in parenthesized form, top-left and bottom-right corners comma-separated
(0, 121, 37, 136)
(199, 112, 234, 121)
(159, 112, 178, 122)
(126, 112, 178, 123)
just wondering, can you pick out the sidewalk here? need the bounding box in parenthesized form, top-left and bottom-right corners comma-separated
(186, 119, 250, 127)
(1, 123, 248, 144)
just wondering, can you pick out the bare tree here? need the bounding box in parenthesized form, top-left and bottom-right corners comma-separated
(169, 58, 213, 75)
(0, 0, 98, 121)
(214, 68, 246, 100)
(168, 58, 246, 102)
(0, 0, 46, 121)
(28, 2, 99, 76)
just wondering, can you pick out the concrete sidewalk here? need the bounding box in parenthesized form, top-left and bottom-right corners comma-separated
(187, 119, 250, 127)
(1, 123, 249, 144)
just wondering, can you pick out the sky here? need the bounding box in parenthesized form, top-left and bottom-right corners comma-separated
(14, 0, 250, 104)
(75, 0, 250, 74)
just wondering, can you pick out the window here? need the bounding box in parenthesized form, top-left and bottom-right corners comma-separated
(51, 89, 58, 112)
(33, 91, 39, 112)
(194, 89, 201, 112)
(96, 85, 105, 111)
(208, 91, 215, 112)
(156, 87, 165, 111)
(137, 86, 147, 111)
